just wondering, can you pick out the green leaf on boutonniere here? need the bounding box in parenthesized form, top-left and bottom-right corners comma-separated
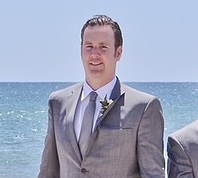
(100, 95, 113, 115)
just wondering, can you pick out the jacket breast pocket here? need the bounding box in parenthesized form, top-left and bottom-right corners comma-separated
(93, 127, 135, 159)
(98, 127, 133, 136)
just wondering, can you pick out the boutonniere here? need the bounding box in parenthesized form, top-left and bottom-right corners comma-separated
(100, 95, 114, 115)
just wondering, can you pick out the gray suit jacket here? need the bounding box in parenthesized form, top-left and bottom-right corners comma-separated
(38, 79, 165, 178)
(167, 119, 198, 178)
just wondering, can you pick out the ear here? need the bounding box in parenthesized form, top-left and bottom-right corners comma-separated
(115, 46, 122, 61)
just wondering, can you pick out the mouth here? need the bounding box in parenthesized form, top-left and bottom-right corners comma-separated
(90, 62, 103, 66)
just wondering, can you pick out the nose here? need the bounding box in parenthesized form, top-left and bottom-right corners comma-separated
(90, 47, 100, 58)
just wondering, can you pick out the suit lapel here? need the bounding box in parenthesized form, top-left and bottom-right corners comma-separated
(110, 77, 122, 100)
(95, 93, 125, 128)
(66, 84, 83, 163)
(95, 78, 125, 128)
(85, 78, 125, 157)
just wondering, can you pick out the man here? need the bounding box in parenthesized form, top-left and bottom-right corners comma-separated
(167, 119, 198, 178)
(38, 15, 165, 178)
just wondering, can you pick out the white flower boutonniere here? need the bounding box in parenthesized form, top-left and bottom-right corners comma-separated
(100, 95, 113, 115)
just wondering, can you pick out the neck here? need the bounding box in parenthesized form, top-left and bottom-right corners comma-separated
(86, 76, 115, 90)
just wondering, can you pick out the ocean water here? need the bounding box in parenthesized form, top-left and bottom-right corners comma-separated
(0, 82, 198, 178)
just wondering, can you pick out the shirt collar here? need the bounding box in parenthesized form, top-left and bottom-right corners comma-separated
(82, 77, 117, 101)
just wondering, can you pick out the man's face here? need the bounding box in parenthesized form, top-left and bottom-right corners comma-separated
(81, 25, 122, 85)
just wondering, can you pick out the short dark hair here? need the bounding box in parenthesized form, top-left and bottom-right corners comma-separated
(81, 15, 123, 50)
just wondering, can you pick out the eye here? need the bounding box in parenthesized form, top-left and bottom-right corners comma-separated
(100, 45, 108, 49)
(86, 45, 93, 49)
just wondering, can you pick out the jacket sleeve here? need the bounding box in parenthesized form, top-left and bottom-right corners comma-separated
(137, 98, 165, 178)
(37, 99, 60, 178)
(167, 135, 193, 178)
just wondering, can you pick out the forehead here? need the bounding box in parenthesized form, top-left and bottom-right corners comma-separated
(83, 25, 114, 43)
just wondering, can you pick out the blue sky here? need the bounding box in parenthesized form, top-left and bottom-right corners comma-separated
(0, 0, 197, 82)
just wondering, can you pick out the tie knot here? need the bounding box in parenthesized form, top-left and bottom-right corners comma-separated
(89, 91, 97, 102)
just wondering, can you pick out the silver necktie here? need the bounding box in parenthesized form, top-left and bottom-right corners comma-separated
(79, 91, 97, 157)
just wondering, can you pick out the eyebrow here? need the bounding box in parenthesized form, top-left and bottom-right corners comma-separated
(83, 41, 111, 46)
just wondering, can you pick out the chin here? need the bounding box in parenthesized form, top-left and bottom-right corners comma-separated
(90, 70, 104, 76)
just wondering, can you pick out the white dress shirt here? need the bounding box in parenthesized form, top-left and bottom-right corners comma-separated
(74, 77, 117, 141)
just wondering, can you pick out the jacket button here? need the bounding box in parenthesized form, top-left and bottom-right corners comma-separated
(81, 168, 88, 173)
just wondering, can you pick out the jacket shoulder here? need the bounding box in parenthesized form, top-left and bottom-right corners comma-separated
(122, 83, 158, 102)
(49, 82, 82, 101)
(169, 119, 198, 148)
